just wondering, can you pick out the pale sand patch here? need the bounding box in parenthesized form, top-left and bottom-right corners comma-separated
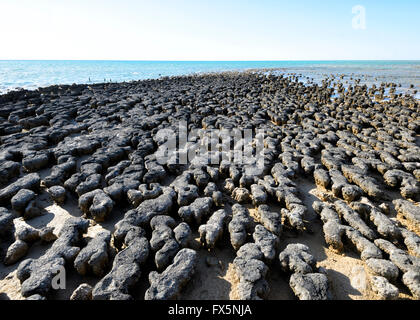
(0, 270, 24, 300)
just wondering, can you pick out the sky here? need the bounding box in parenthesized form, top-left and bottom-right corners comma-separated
(0, 0, 419, 60)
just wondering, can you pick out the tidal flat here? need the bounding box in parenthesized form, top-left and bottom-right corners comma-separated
(0, 71, 419, 300)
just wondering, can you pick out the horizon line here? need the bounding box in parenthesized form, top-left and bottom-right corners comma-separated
(1, 59, 420, 62)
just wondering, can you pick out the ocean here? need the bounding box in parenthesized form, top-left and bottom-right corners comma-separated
(0, 60, 419, 98)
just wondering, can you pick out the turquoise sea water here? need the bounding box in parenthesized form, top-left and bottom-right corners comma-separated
(0, 60, 419, 96)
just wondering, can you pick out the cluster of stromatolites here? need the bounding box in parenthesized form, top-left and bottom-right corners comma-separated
(0, 71, 419, 300)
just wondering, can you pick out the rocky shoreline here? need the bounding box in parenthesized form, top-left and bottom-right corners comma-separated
(0, 71, 419, 300)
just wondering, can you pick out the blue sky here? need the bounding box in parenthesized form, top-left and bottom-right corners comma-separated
(0, 0, 419, 60)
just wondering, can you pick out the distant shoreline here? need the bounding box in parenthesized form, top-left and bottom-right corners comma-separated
(1, 59, 420, 62)
(1, 68, 419, 103)
(0, 60, 419, 96)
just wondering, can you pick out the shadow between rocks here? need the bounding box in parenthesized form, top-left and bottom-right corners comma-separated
(327, 269, 362, 300)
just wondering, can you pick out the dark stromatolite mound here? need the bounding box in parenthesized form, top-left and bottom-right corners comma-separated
(144, 248, 198, 300)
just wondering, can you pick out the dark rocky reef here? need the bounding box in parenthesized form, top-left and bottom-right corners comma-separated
(0, 71, 418, 301)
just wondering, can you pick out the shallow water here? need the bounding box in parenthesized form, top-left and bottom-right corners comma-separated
(0, 60, 419, 97)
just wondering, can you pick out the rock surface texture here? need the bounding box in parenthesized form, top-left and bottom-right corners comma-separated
(0, 71, 418, 301)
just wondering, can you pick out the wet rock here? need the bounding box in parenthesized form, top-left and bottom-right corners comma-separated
(20, 115, 49, 130)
